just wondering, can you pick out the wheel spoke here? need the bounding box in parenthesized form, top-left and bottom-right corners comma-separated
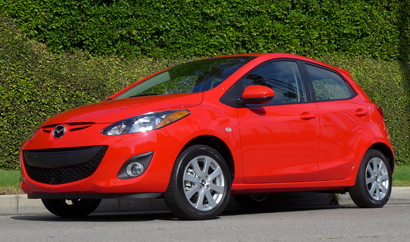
(208, 167, 223, 181)
(209, 183, 224, 194)
(203, 156, 211, 175)
(380, 173, 389, 182)
(185, 185, 200, 200)
(379, 183, 388, 194)
(366, 176, 376, 185)
(367, 162, 376, 177)
(375, 187, 381, 200)
(191, 158, 203, 177)
(204, 189, 218, 208)
(376, 160, 383, 172)
(184, 172, 199, 184)
(195, 189, 205, 209)
(368, 183, 376, 197)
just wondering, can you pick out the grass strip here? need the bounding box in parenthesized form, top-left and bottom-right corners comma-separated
(0, 169, 20, 195)
(393, 165, 410, 186)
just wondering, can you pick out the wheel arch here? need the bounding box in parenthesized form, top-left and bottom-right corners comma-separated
(181, 135, 235, 181)
(367, 142, 395, 173)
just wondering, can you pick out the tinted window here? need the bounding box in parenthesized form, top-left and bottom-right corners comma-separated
(242, 61, 306, 105)
(116, 57, 255, 99)
(306, 64, 354, 101)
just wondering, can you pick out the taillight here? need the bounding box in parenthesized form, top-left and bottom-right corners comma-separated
(376, 105, 384, 119)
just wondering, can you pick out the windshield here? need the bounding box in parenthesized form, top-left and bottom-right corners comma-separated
(115, 57, 255, 99)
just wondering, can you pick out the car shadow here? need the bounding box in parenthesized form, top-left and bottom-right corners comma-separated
(10, 204, 358, 222)
(10, 210, 174, 222)
(221, 204, 358, 217)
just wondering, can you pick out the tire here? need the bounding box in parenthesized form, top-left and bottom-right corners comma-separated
(164, 145, 232, 220)
(233, 194, 271, 209)
(42, 199, 101, 217)
(349, 149, 392, 208)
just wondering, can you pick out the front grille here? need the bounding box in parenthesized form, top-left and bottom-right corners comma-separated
(24, 146, 108, 185)
(42, 123, 95, 133)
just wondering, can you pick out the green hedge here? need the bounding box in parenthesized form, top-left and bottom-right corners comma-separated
(1, 0, 409, 60)
(0, 15, 409, 169)
(0, 16, 187, 169)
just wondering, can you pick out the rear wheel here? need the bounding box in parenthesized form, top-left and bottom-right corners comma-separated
(164, 145, 231, 220)
(42, 199, 101, 217)
(349, 149, 392, 208)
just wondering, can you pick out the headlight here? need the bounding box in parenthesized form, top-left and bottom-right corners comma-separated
(101, 110, 190, 136)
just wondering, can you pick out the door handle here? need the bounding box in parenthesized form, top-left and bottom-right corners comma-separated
(300, 112, 317, 120)
(355, 109, 368, 117)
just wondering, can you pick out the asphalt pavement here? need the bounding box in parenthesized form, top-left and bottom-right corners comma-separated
(1, 187, 410, 216)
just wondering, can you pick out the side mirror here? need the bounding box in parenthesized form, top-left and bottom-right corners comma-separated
(241, 85, 275, 105)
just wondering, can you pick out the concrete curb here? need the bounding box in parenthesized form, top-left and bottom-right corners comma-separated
(338, 187, 410, 206)
(0, 194, 170, 216)
(1, 187, 409, 216)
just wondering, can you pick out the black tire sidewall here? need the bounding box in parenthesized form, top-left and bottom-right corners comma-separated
(354, 149, 392, 207)
(166, 145, 231, 219)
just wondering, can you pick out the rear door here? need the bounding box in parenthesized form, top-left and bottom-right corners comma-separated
(302, 63, 371, 181)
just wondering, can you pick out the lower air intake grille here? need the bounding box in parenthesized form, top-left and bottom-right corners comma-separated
(23, 146, 108, 185)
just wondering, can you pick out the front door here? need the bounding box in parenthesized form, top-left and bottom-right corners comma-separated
(237, 60, 320, 184)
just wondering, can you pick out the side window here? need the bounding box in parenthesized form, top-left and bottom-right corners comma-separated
(242, 61, 306, 105)
(306, 64, 354, 101)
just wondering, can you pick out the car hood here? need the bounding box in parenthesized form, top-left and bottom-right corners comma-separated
(42, 93, 204, 125)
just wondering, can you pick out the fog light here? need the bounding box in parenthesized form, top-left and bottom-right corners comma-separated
(126, 162, 145, 177)
(117, 152, 153, 179)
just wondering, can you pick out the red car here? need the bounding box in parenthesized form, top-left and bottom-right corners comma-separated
(20, 53, 394, 219)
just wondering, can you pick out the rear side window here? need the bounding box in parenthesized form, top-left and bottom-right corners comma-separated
(306, 64, 355, 101)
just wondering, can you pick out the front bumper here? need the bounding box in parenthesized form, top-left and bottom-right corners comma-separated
(20, 123, 183, 197)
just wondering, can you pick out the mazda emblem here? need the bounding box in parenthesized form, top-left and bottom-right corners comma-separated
(53, 125, 66, 138)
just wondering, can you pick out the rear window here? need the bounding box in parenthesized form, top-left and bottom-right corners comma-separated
(116, 57, 255, 99)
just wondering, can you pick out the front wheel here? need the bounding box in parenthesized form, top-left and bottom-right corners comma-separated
(42, 199, 101, 217)
(164, 145, 232, 220)
(349, 149, 392, 208)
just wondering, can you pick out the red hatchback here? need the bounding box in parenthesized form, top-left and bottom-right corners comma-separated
(20, 53, 394, 219)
